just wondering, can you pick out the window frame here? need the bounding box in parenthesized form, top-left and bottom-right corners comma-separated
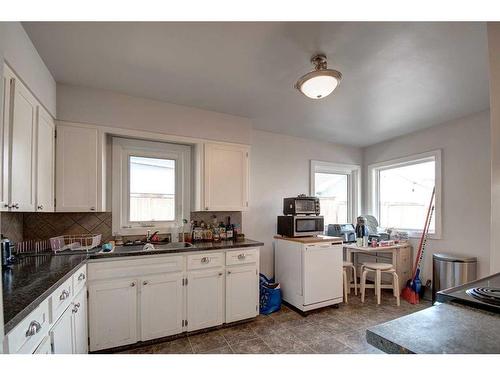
(112, 137, 191, 235)
(310, 160, 361, 224)
(367, 149, 442, 239)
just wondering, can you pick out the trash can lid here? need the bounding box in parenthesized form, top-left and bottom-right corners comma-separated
(433, 253, 477, 262)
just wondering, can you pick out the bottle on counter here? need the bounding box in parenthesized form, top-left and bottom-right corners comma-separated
(226, 216, 233, 240)
(219, 222, 227, 240)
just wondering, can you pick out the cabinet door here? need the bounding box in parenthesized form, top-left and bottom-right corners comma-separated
(55, 124, 103, 212)
(1, 66, 13, 211)
(50, 306, 73, 354)
(204, 143, 249, 211)
(72, 287, 88, 354)
(187, 269, 224, 331)
(35, 106, 55, 212)
(225, 265, 258, 323)
(88, 279, 138, 351)
(33, 335, 52, 354)
(140, 273, 183, 341)
(10, 78, 37, 211)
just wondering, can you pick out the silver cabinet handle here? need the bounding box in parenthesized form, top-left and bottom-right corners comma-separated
(218, 272, 223, 276)
(90, 207, 96, 211)
(78, 273, 86, 281)
(227, 271, 232, 275)
(37, 205, 44, 210)
(25, 320, 42, 337)
(131, 282, 136, 287)
(238, 254, 246, 260)
(72, 306, 79, 313)
(201, 257, 210, 264)
(59, 290, 70, 301)
(143, 281, 148, 285)
(74, 303, 80, 308)
(12, 203, 19, 209)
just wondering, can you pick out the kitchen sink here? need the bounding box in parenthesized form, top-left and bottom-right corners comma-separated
(142, 242, 194, 251)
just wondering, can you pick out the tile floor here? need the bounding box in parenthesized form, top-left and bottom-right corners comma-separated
(119, 291, 431, 354)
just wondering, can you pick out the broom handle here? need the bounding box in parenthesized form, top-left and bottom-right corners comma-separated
(411, 187, 435, 279)
(416, 205, 434, 272)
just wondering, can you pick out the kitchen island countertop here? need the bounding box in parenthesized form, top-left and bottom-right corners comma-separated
(366, 302, 500, 354)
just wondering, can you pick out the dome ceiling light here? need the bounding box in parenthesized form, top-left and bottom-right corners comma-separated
(294, 54, 342, 100)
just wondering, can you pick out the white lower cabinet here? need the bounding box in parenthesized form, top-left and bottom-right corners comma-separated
(50, 287, 89, 354)
(72, 288, 88, 354)
(140, 273, 184, 341)
(187, 268, 224, 331)
(50, 305, 73, 354)
(87, 249, 260, 351)
(89, 278, 138, 351)
(33, 336, 52, 354)
(225, 264, 259, 323)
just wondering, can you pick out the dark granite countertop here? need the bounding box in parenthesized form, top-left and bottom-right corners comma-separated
(2, 254, 88, 334)
(366, 303, 500, 354)
(2, 239, 264, 333)
(89, 239, 264, 259)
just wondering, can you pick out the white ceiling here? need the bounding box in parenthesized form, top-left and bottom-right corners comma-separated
(23, 22, 490, 147)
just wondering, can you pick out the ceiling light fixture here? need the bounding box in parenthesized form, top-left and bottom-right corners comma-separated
(295, 54, 342, 100)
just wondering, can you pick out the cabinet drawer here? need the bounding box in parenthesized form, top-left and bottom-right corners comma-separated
(6, 299, 50, 354)
(89, 255, 183, 280)
(226, 248, 258, 266)
(187, 252, 223, 270)
(49, 277, 73, 323)
(73, 264, 87, 295)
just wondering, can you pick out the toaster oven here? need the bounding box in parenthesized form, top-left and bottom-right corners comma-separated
(283, 196, 320, 215)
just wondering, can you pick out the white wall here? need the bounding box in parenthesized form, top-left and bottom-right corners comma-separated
(488, 22, 500, 274)
(57, 84, 252, 145)
(363, 110, 491, 280)
(244, 130, 362, 276)
(0, 22, 57, 116)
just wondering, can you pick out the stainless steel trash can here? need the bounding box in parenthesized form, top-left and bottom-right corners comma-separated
(432, 253, 477, 303)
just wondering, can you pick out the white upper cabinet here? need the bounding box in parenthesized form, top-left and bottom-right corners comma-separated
(1, 64, 55, 213)
(0, 66, 13, 211)
(10, 75, 37, 212)
(203, 142, 249, 211)
(55, 123, 106, 212)
(35, 106, 55, 212)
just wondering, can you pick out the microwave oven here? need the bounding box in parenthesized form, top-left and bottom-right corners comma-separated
(277, 216, 324, 237)
(283, 196, 320, 215)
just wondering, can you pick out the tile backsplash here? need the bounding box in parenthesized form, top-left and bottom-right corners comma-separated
(0, 211, 241, 246)
(1, 212, 113, 245)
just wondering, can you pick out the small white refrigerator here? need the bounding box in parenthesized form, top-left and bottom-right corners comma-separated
(274, 237, 343, 312)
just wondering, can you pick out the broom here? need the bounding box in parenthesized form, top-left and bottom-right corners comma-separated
(401, 187, 435, 304)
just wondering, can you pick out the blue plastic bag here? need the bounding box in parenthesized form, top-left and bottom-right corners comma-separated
(259, 273, 282, 315)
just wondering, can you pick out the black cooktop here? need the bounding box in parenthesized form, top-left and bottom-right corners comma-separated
(436, 272, 500, 313)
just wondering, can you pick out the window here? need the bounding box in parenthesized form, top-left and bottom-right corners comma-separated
(129, 156, 175, 222)
(310, 161, 361, 230)
(112, 138, 191, 235)
(368, 150, 441, 238)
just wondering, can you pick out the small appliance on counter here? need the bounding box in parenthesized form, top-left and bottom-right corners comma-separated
(1, 235, 14, 267)
(277, 215, 324, 237)
(277, 195, 324, 238)
(327, 224, 355, 242)
(283, 195, 320, 215)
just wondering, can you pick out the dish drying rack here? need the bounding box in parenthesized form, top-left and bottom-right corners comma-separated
(50, 234, 102, 253)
